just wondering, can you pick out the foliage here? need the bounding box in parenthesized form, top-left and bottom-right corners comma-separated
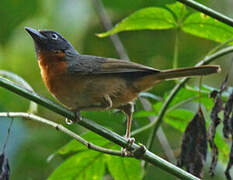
(0, 0, 233, 180)
(49, 132, 141, 180)
(98, 2, 233, 44)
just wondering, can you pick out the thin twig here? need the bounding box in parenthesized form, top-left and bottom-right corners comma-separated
(0, 112, 122, 156)
(1, 118, 13, 153)
(177, 0, 233, 27)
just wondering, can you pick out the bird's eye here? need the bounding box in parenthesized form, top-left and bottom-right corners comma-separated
(51, 33, 58, 40)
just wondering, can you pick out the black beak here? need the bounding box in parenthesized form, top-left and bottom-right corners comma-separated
(25, 27, 47, 41)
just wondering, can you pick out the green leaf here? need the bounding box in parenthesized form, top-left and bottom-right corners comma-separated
(107, 156, 141, 180)
(97, 7, 176, 37)
(56, 132, 111, 156)
(166, 2, 188, 21)
(165, 109, 194, 132)
(48, 151, 105, 180)
(133, 110, 156, 118)
(182, 13, 233, 43)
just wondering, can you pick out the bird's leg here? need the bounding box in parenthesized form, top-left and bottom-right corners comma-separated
(119, 102, 135, 155)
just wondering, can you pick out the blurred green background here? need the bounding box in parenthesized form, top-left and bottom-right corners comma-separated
(0, 0, 232, 179)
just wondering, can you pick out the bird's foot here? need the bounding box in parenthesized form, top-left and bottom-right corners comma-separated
(120, 136, 135, 156)
(65, 111, 82, 125)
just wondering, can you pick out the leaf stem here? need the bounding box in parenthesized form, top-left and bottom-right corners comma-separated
(173, 29, 179, 69)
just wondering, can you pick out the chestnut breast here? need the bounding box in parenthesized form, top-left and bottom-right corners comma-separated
(37, 51, 84, 108)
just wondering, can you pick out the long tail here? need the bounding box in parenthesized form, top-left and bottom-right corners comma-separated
(155, 65, 221, 80)
(134, 65, 221, 91)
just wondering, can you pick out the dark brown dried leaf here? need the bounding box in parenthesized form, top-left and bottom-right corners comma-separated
(210, 90, 218, 99)
(223, 90, 233, 138)
(208, 75, 228, 176)
(0, 153, 10, 180)
(225, 114, 233, 180)
(177, 107, 207, 178)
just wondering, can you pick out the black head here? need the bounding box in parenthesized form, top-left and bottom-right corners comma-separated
(25, 27, 78, 56)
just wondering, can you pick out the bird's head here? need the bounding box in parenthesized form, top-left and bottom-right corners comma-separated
(25, 27, 78, 59)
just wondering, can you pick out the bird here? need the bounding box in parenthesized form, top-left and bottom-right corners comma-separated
(25, 27, 220, 141)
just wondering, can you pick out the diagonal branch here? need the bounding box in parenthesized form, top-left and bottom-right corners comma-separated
(177, 0, 233, 27)
(0, 112, 122, 156)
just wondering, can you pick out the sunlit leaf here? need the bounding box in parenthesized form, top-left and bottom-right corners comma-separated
(165, 109, 194, 132)
(107, 156, 141, 180)
(182, 13, 233, 43)
(97, 7, 176, 37)
(50, 132, 112, 159)
(166, 2, 188, 21)
(48, 151, 105, 180)
(133, 110, 156, 118)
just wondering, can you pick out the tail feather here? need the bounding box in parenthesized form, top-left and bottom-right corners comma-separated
(134, 65, 221, 91)
(156, 65, 221, 80)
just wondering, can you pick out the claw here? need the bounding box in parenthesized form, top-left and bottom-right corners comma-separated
(65, 112, 82, 125)
(65, 118, 73, 125)
(127, 137, 135, 145)
(74, 111, 82, 122)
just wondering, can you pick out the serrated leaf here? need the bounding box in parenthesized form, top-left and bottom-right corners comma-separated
(48, 151, 105, 180)
(97, 7, 176, 37)
(107, 156, 141, 180)
(182, 13, 233, 43)
(166, 2, 188, 21)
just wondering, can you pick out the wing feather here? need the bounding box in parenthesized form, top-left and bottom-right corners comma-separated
(67, 55, 160, 75)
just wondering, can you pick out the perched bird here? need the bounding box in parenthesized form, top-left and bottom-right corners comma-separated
(25, 27, 220, 140)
